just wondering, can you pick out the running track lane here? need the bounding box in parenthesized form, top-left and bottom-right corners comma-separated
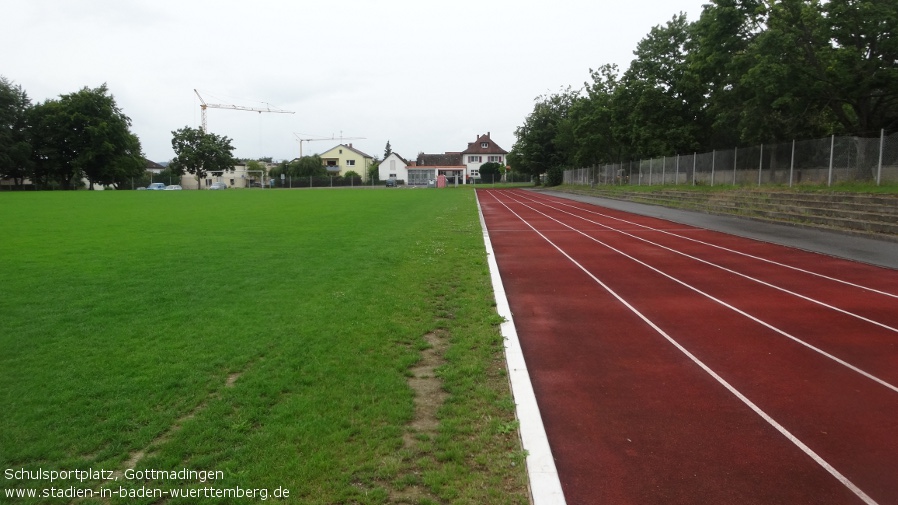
(478, 188, 898, 505)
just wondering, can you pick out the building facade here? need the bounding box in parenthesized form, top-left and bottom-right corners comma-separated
(381, 133, 508, 186)
(318, 144, 374, 180)
(460, 132, 508, 181)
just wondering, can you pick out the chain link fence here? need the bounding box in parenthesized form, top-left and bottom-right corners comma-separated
(564, 130, 898, 187)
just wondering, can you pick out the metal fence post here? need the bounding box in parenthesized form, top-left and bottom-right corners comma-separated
(828, 134, 835, 187)
(733, 147, 738, 185)
(661, 156, 667, 186)
(758, 143, 763, 186)
(676, 155, 680, 185)
(878, 129, 885, 186)
(692, 153, 697, 186)
(789, 139, 795, 188)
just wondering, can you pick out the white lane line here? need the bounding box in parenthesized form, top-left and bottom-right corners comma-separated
(498, 192, 898, 395)
(507, 192, 898, 334)
(476, 191, 567, 505)
(522, 191, 898, 299)
(485, 190, 879, 505)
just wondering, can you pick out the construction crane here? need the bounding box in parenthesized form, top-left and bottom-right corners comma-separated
(194, 89, 294, 132)
(293, 132, 366, 157)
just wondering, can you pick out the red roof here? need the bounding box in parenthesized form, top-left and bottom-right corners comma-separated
(460, 132, 508, 155)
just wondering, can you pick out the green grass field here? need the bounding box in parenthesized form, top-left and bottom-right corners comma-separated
(0, 188, 529, 504)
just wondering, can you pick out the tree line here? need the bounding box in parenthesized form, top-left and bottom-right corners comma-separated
(508, 0, 898, 185)
(0, 78, 251, 190)
(0, 78, 146, 189)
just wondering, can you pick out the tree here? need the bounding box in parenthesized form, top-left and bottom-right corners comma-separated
(685, 0, 766, 148)
(27, 84, 144, 190)
(289, 155, 325, 177)
(566, 64, 625, 166)
(0, 76, 32, 189)
(759, 0, 898, 135)
(384, 140, 392, 159)
(478, 162, 502, 182)
(509, 88, 579, 185)
(617, 13, 704, 157)
(169, 126, 236, 189)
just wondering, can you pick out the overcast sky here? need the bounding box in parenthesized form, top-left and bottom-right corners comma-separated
(2, 0, 709, 163)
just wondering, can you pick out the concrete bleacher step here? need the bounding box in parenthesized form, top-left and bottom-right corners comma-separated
(565, 188, 898, 240)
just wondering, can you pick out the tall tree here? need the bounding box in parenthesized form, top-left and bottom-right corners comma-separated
(760, 0, 898, 135)
(169, 126, 236, 188)
(509, 87, 579, 185)
(27, 85, 143, 189)
(567, 64, 624, 166)
(28, 99, 81, 189)
(686, 0, 766, 147)
(0, 77, 32, 188)
(384, 140, 392, 159)
(618, 13, 703, 157)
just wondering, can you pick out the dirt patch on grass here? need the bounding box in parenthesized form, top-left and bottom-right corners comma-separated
(388, 329, 450, 503)
(405, 330, 449, 441)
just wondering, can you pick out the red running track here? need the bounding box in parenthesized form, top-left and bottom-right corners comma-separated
(478, 188, 898, 505)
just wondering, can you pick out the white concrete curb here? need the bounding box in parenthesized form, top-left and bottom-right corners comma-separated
(476, 192, 567, 505)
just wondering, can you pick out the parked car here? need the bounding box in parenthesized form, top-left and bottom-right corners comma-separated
(209, 182, 228, 190)
(163, 185, 182, 190)
(146, 182, 166, 190)
(385, 179, 396, 187)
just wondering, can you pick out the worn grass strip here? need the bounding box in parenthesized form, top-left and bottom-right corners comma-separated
(0, 189, 528, 504)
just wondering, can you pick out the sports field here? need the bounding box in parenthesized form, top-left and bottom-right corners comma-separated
(0, 189, 529, 504)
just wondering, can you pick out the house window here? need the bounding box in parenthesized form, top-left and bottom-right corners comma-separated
(468, 155, 482, 163)
(481, 142, 489, 148)
(488, 156, 503, 163)
(230, 179, 235, 185)
(346, 160, 355, 166)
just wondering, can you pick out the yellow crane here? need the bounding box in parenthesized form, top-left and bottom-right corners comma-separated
(194, 89, 294, 132)
(293, 132, 366, 157)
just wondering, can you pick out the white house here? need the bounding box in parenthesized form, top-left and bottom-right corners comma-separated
(178, 162, 275, 189)
(459, 132, 508, 181)
(379, 153, 411, 182)
(380, 133, 508, 186)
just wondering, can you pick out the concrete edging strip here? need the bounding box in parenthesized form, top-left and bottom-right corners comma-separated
(476, 191, 567, 505)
